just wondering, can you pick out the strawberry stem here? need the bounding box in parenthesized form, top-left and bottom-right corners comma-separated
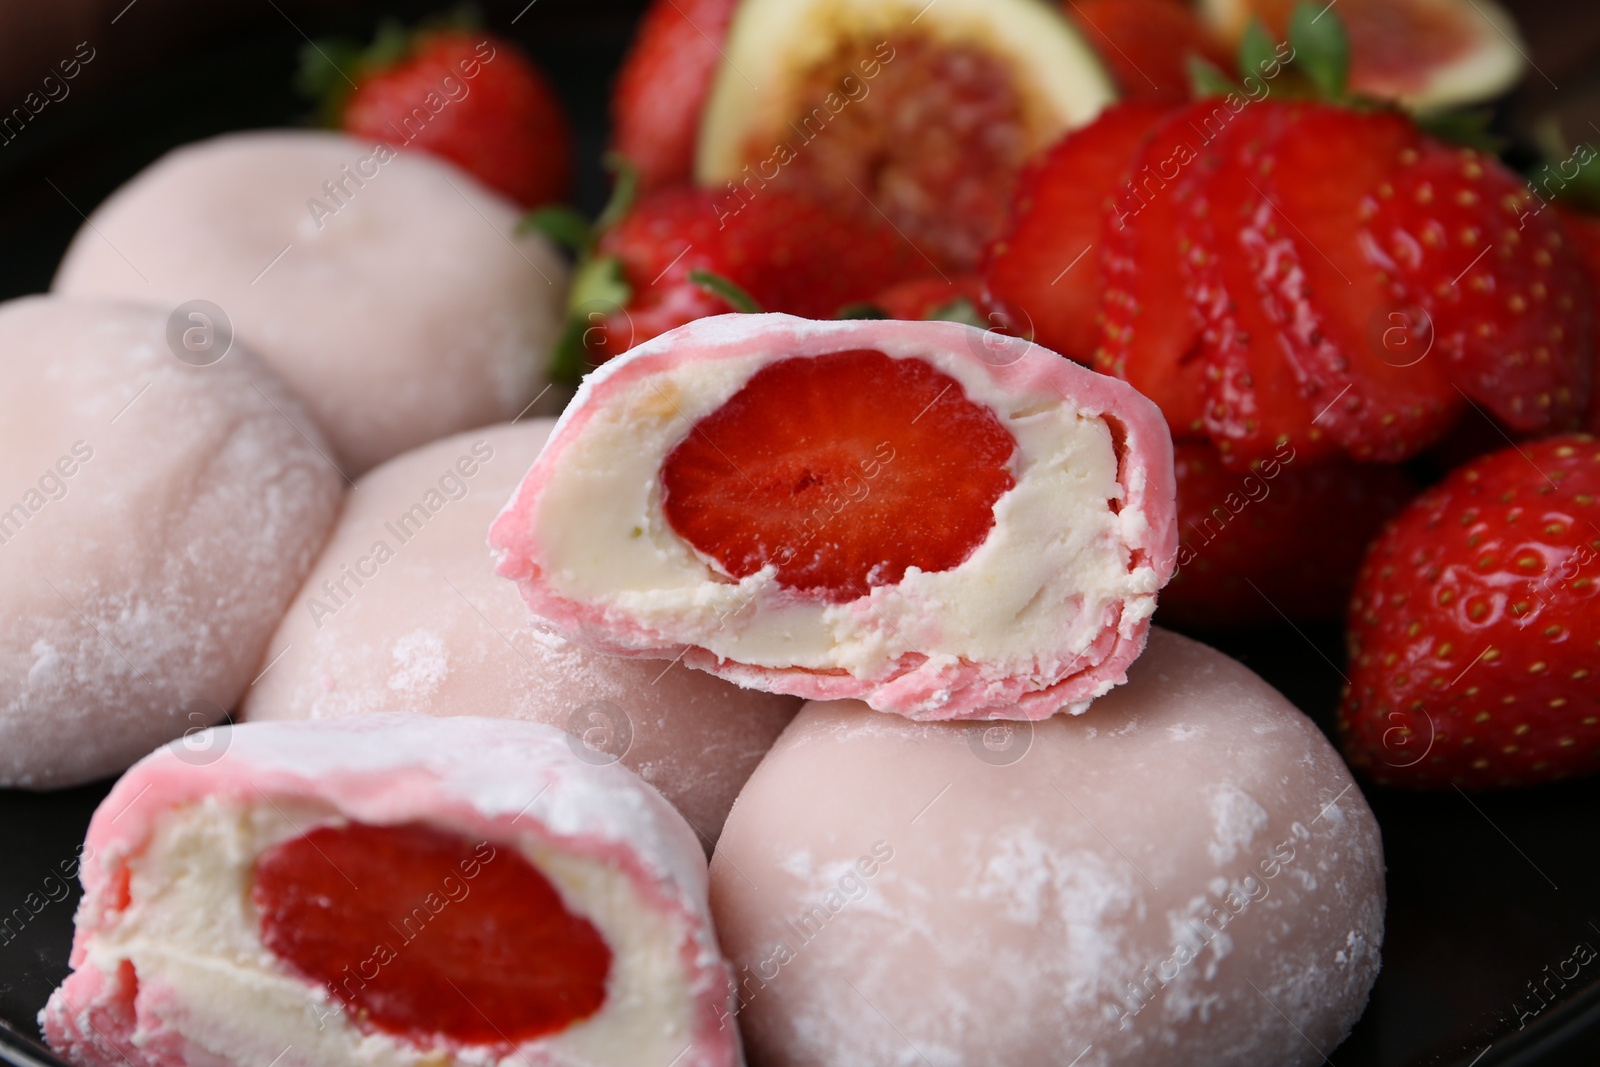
(689, 270, 764, 314)
(1288, 0, 1350, 100)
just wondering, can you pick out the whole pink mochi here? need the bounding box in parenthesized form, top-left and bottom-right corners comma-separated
(711, 628, 1385, 1067)
(242, 420, 800, 846)
(53, 130, 566, 474)
(0, 296, 342, 788)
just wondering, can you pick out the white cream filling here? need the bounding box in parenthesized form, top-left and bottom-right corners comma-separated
(534, 344, 1161, 683)
(86, 799, 697, 1067)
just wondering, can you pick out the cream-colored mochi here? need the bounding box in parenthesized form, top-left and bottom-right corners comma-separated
(53, 129, 566, 474)
(711, 628, 1385, 1067)
(242, 420, 801, 845)
(0, 296, 342, 789)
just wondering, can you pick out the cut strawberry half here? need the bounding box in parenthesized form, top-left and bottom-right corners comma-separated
(985, 100, 1171, 362)
(490, 314, 1177, 721)
(254, 821, 611, 1044)
(661, 349, 1016, 602)
(1094, 102, 1217, 437)
(1261, 104, 1462, 461)
(1366, 139, 1593, 434)
(1183, 102, 1337, 469)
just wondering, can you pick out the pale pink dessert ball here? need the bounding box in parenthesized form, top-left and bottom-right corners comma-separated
(0, 296, 342, 788)
(711, 628, 1385, 1066)
(53, 129, 566, 474)
(242, 420, 800, 846)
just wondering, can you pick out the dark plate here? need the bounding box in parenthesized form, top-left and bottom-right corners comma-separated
(1, 3, 1598, 1065)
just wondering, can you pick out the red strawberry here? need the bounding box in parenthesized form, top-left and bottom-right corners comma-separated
(1064, 0, 1231, 102)
(660, 349, 1017, 602)
(1341, 434, 1600, 789)
(1184, 101, 1341, 468)
(871, 275, 988, 323)
(574, 186, 924, 368)
(610, 0, 739, 191)
(984, 101, 1170, 363)
(1161, 440, 1415, 628)
(338, 31, 571, 209)
(1362, 140, 1593, 435)
(1554, 206, 1600, 431)
(1095, 102, 1218, 438)
(1256, 104, 1462, 461)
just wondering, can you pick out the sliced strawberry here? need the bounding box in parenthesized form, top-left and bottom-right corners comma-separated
(1341, 434, 1600, 789)
(1095, 102, 1219, 437)
(338, 32, 572, 209)
(660, 349, 1017, 603)
(610, 0, 739, 190)
(984, 101, 1171, 363)
(1366, 142, 1593, 434)
(872, 275, 988, 323)
(1065, 0, 1232, 102)
(1161, 440, 1415, 628)
(253, 822, 610, 1043)
(1253, 106, 1462, 461)
(1185, 101, 1338, 469)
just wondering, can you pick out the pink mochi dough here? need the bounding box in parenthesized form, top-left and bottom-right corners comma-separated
(490, 313, 1178, 723)
(242, 420, 800, 846)
(0, 295, 342, 789)
(711, 628, 1386, 1067)
(41, 714, 741, 1067)
(52, 129, 567, 475)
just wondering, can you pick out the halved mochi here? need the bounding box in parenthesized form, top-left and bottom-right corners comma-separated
(41, 715, 739, 1067)
(489, 314, 1177, 721)
(694, 0, 1114, 270)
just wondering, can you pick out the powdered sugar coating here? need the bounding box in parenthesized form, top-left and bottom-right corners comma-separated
(53, 130, 566, 474)
(0, 296, 342, 788)
(241, 420, 799, 845)
(711, 629, 1384, 1066)
(490, 313, 1178, 721)
(42, 714, 740, 1067)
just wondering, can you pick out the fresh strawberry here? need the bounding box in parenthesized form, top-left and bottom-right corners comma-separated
(610, 0, 739, 190)
(561, 186, 924, 373)
(1095, 102, 1217, 439)
(1555, 207, 1600, 433)
(660, 349, 1017, 602)
(1065, 0, 1231, 102)
(327, 29, 572, 209)
(1184, 102, 1341, 468)
(1161, 440, 1415, 628)
(1257, 103, 1462, 461)
(1363, 139, 1592, 436)
(1341, 435, 1600, 789)
(984, 101, 1170, 363)
(870, 276, 988, 323)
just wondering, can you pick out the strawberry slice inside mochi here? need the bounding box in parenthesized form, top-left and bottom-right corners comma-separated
(252, 821, 611, 1046)
(660, 349, 1017, 603)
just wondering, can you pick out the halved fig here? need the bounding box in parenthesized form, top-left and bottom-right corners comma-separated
(489, 313, 1177, 722)
(1199, 0, 1527, 112)
(695, 0, 1116, 271)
